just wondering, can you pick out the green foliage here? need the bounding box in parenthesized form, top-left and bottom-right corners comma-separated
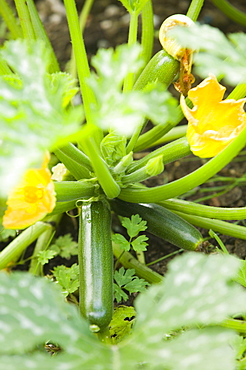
(172, 24, 246, 85)
(121, 214, 147, 238)
(50, 234, 78, 259)
(0, 227, 16, 242)
(37, 250, 58, 266)
(109, 306, 136, 344)
(112, 233, 131, 251)
(114, 267, 149, 302)
(235, 260, 246, 288)
(0, 39, 83, 197)
(0, 253, 245, 369)
(52, 263, 79, 297)
(87, 44, 179, 136)
(232, 335, 246, 361)
(100, 132, 127, 167)
(119, 0, 150, 14)
(112, 214, 148, 252)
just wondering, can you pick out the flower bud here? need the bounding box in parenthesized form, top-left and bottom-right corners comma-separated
(159, 14, 194, 61)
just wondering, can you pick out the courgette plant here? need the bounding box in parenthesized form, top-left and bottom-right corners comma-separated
(1, 0, 246, 338)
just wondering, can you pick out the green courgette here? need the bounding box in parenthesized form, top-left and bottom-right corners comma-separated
(133, 49, 180, 91)
(111, 199, 203, 251)
(78, 199, 113, 330)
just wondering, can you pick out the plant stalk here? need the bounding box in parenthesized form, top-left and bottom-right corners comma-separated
(123, 10, 139, 92)
(63, 0, 96, 123)
(113, 242, 163, 284)
(0, 0, 23, 39)
(14, 0, 35, 39)
(119, 125, 246, 203)
(210, 0, 246, 26)
(25, 0, 60, 72)
(170, 210, 246, 240)
(186, 0, 204, 21)
(0, 222, 51, 270)
(160, 198, 246, 221)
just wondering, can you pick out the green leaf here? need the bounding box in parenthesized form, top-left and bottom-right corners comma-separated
(121, 214, 147, 238)
(50, 234, 78, 259)
(141, 327, 236, 370)
(134, 253, 246, 334)
(0, 270, 114, 369)
(87, 44, 178, 136)
(0, 39, 83, 196)
(131, 234, 148, 252)
(119, 0, 150, 14)
(100, 132, 127, 167)
(234, 260, 246, 288)
(114, 283, 129, 303)
(0, 253, 244, 369)
(0, 271, 94, 355)
(37, 250, 58, 265)
(124, 275, 149, 294)
(114, 267, 135, 287)
(114, 267, 149, 302)
(112, 233, 131, 251)
(119, 253, 245, 369)
(0, 227, 16, 242)
(109, 306, 135, 344)
(52, 263, 79, 297)
(171, 24, 246, 85)
(232, 335, 246, 360)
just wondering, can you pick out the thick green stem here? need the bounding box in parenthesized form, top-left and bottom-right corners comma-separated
(0, 0, 23, 39)
(210, 0, 246, 26)
(160, 198, 246, 221)
(140, 0, 154, 67)
(56, 143, 92, 170)
(220, 318, 246, 334)
(29, 215, 62, 275)
(0, 222, 51, 270)
(152, 125, 187, 146)
(134, 106, 184, 152)
(123, 10, 139, 92)
(63, 0, 95, 123)
(227, 83, 246, 100)
(128, 137, 191, 174)
(68, 0, 94, 79)
(171, 210, 246, 240)
(0, 60, 12, 75)
(186, 0, 204, 21)
(14, 0, 35, 39)
(54, 149, 92, 180)
(25, 0, 60, 72)
(126, 120, 145, 154)
(119, 125, 246, 203)
(113, 242, 163, 284)
(81, 134, 120, 199)
(54, 180, 97, 202)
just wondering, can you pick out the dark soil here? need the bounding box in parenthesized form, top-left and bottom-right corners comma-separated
(1, 0, 246, 276)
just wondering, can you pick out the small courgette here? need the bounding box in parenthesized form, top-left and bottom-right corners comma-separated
(78, 199, 113, 330)
(133, 49, 180, 91)
(111, 199, 203, 251)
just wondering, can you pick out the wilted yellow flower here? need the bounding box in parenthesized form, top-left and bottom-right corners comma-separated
(181, 75, 246, 158)
(3, 153, 56, 229)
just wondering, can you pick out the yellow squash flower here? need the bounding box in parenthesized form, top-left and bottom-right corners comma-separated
(3, 153, 56, 229)
(181, 74, 246, 158)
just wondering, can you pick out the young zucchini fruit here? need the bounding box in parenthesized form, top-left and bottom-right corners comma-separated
(133, 49, 180, 91)
(78, 199, 113, 330)
(111, 199, 203, 251)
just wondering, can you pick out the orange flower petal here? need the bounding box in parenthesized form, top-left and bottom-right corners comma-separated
(181, 75, 246, 158)
(3, 154, 56, 229)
